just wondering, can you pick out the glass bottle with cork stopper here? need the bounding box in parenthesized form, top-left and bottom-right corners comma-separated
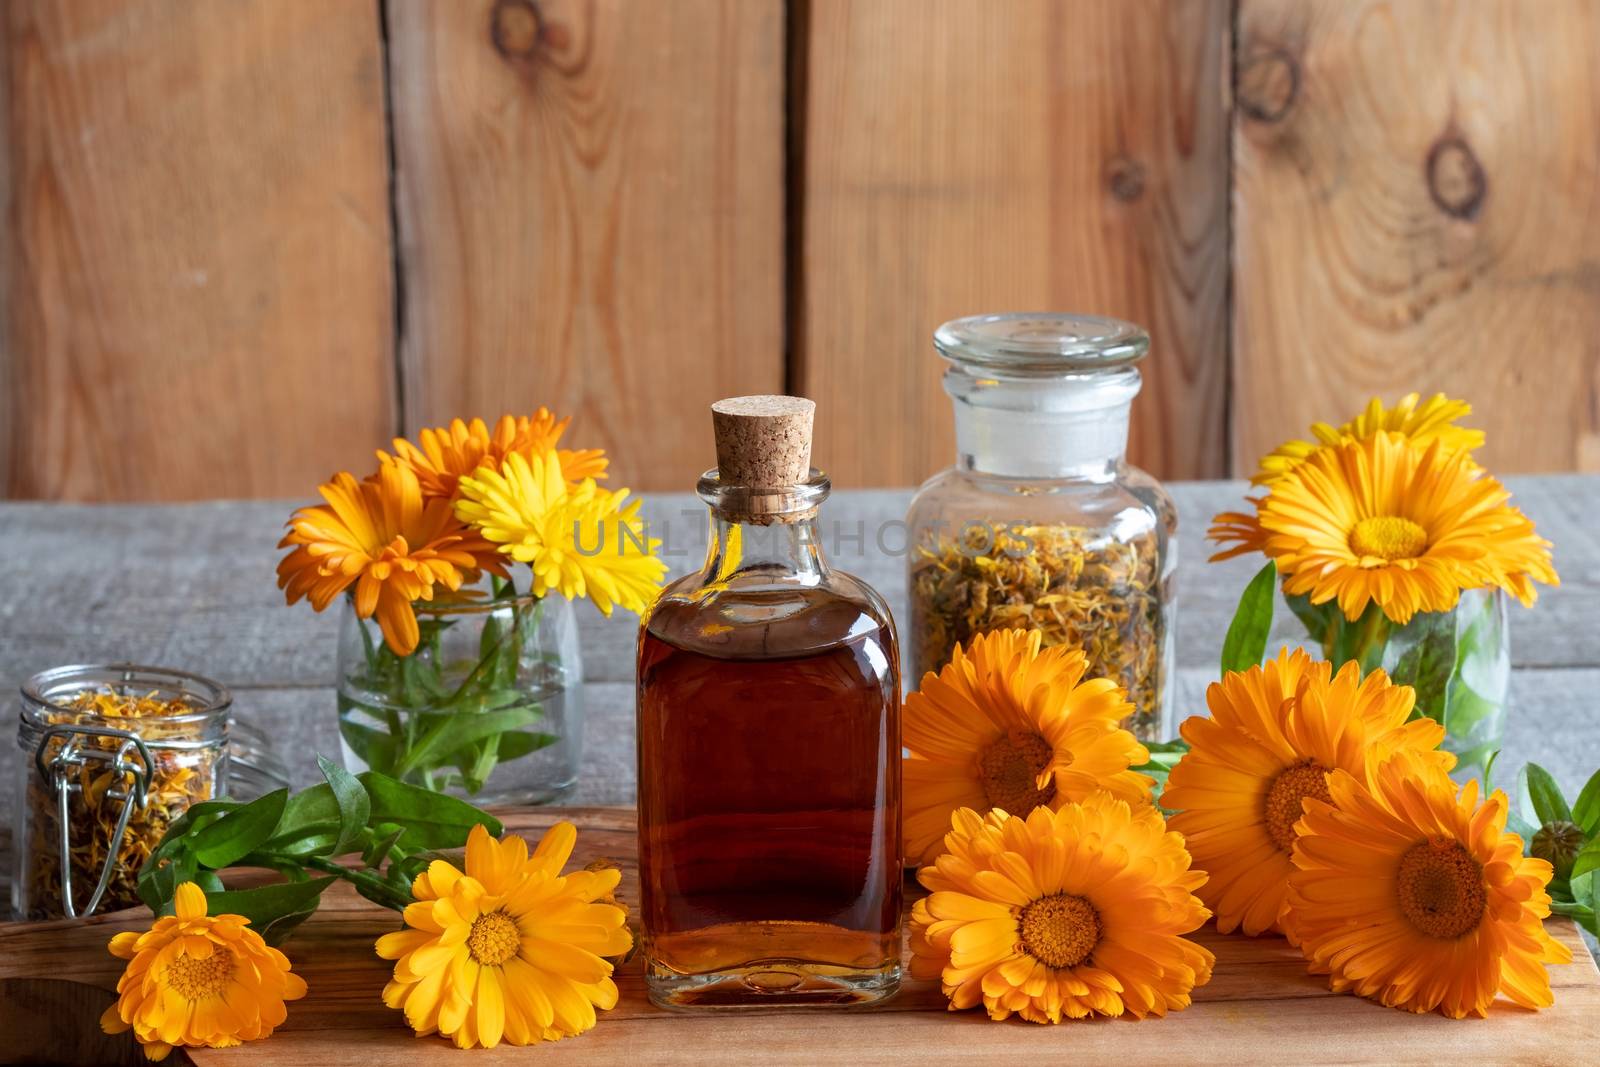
(636, 395, 903, 1007)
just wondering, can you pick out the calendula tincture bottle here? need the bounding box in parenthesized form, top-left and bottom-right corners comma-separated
(636, 396, 902, 1007)
(905, 313, 1177, 741)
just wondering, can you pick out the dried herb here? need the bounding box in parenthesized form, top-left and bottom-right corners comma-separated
(25, 690, 217, 919)
(911, 523, 1168, 739)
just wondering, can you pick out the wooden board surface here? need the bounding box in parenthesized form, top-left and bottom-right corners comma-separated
(1, 806, 1594, 1066)
(0, 0, 395, 500)
(386, 0, 785, 492)
(1232, 0, 1600, 474)
(796, 0, 1231, 486)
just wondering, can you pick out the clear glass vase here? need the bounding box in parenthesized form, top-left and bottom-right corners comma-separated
(1284, 587, 1509, 780)
(335, 584, 584, 805)
(905, 313, 1177, 741)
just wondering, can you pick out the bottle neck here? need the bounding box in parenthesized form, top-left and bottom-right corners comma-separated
(947, 368, 1137, 481)
(702, 511, 830, 584)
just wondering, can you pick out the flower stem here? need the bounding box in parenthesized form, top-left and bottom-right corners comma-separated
(302, 855, 412, 911)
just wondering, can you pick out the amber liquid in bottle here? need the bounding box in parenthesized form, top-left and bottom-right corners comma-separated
(637, 529, 902, 1007)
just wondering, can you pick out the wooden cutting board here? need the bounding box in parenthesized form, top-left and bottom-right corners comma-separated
(3, 807, 1597, 1066)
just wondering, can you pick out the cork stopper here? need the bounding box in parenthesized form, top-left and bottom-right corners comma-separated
(712, 395, 814, 487)
(710, 395, 817, 522)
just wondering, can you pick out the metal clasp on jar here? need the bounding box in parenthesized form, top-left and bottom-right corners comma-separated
(34, 724, 154, 918)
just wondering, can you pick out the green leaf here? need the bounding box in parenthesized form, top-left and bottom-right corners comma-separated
(1481, 749, 1501, 789)
(275, 782, 340, 835)
(389, 707, 541, 780)
(1573, 767, 1600, 834)
(1571, 838, 1600, 882)
(138, 853, 179, 913)
(1330, 602, 1391, 673)
(363, 823, 406, 868)
(194, 870, 226, 894)
(1525, 763, 1572, 827)
(337, 710, 400, 773)
(456, 726, 556, 795)
(1220, 561, 1276, 676)
(1505, 805, 1539, 843)
(189, 789, 288, 868)
(317, 755, 371, 856)
(1443, 683, 1499, 738)
(1389, 611, 1456, 723)
(1551, 899, 1598, 938)
(205, 878, 338, 946)
(359, 771, 501, 850)
(1283, 590, 1339, 656)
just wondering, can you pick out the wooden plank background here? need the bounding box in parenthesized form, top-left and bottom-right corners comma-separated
(1, 0, 1596, 499)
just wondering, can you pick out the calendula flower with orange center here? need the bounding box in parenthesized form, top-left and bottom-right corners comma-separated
(278, 462, 498, 655)
(387, 410, 608, 500)
(1163, 649, 1455, 938)
(1209, 433, 1557, 623)
(902, 628, 1153, 867)
(377, 823, 631, 1048)
(101, 882, 307, 1061)
(1289, 749, 1572, 1017)
(456, 449, 668, 616)
(910, 797, 1214, 1022)
(1251, 392, 1484, 487)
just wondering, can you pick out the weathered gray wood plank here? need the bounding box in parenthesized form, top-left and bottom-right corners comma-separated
(1, 477, 1594, 691)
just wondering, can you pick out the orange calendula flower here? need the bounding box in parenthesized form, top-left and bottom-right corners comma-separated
(1289, 749, 1572, 1018)
(387, 410, 608, 500)
(377, 823, 632, 1048)
(101, 882, 307, 1061)
(277, 462, 497, 655)
(910, 797, 1214, 1022)
(1210, 433, 1557, 623)
(901, 628, 1153, 868)
(1163, 649, 1454, 937)
(1252, 392, 1484, 487)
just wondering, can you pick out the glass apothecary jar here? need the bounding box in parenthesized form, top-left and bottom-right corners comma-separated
(14, 665, 232, 920)
(906, 313, 1177, 741)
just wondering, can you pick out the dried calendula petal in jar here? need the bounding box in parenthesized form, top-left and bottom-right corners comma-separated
(910, 524, 1168, 739)
(17, 668, 229, 920)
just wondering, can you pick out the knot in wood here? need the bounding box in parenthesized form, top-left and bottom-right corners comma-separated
(1237, 46, 1300, 124)
(490, 0, 542, 60)
(1106, 157, 1146, 202)
(1426, 136, 1487, 220)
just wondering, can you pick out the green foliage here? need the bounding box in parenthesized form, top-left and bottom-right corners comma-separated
(1220, 562, 1276, 676)
(337, 586, 558, 795)
(137, 759, 500, 945)
(1132, 740, 1190, 814)
(1520, 761, 1600, 940)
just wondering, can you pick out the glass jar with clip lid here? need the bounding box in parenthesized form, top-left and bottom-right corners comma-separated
(12, 664, 286, 920)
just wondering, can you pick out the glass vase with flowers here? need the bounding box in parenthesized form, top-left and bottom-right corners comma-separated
(1209, 395, 1558, 779)
(278, 411, 668, 804)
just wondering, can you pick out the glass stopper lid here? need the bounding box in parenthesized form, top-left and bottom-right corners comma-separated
(934, 312, 1149, 375)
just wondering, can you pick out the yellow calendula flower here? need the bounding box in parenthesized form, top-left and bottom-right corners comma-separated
(1210, 433, 1557, 623)
(902, 628, 1153, 867)
(277, 462, 499, 655)
(910, 797, 1214, 1022)
(1252, 392, 1484, 486)
(457, 449, 668, 616)
(1289, 749, 1572, 1018)
(1163, 650, 1454, 937)
(101, 882, 307, 1061)
(387, 410, 609, 500)
(377, 822, 632, 1049)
